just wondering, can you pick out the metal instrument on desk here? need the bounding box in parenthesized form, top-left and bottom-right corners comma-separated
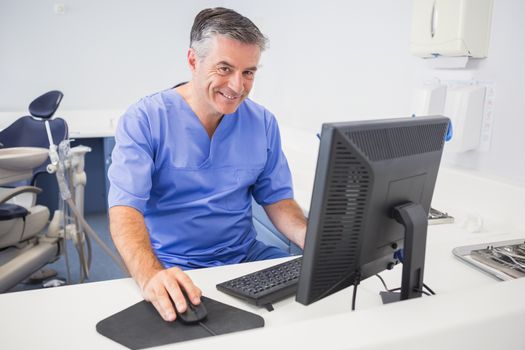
(428, 207, 454, 225)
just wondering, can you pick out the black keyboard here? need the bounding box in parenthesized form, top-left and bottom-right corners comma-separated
(216, 257, 302, 310)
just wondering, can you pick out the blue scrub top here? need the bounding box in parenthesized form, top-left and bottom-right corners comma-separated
(108, 89, 293, 269)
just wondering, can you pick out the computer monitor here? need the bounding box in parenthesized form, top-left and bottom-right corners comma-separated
(295, 116, 449, 306)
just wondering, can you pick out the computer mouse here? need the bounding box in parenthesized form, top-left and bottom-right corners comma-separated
(176, 292, 208, 324)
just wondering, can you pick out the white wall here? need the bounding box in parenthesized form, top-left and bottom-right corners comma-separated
(229, 0, 423, 125)
(1, 0, 524, 186)
(0, 0, 224, 109)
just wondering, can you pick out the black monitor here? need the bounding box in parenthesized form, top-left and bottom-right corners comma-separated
(295, 116, 449, 306)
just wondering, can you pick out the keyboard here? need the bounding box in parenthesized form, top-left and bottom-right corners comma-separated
(216, 257, 302, 310)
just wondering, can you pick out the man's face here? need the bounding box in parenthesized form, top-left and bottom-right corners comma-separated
(189, 35, 261, 118)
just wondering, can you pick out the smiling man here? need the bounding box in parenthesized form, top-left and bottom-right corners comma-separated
(108, 8, 307, 322)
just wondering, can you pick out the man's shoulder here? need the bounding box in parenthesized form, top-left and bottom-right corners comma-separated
(238, 98, 276, 123)
(135, 89, 176, 111)
(122, 89, 178, 121)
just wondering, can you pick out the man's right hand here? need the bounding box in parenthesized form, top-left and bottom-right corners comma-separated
(141, 267, 202, 322)
(109, 206, 202, 322)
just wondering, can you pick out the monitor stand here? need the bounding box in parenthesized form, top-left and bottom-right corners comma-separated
(380, 202, 428, 304)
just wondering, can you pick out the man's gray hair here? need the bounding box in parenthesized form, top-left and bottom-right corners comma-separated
(190, 7, 268, 59)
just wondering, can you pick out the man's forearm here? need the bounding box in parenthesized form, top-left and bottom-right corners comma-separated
(109, 206, 202, 322)
(264, 199, 307, 249)
(109, 206, 164, 289)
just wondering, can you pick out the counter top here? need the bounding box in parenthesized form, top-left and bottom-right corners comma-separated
(0, 110, 123, 138)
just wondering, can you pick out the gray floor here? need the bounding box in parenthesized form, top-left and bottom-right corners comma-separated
(9, 212, 126, 293)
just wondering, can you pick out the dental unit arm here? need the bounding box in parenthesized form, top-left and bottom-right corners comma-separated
(0, 91, 127, 293)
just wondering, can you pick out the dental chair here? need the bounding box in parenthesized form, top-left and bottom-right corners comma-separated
(0, 91, 127, 293)
(0, 91, 69, 292)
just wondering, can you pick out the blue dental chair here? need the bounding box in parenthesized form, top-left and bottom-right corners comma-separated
(0, 90, 68, 292)
(0, 90, 67, 179)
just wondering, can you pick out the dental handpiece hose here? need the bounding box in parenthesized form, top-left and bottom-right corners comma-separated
(51, 142, 129, 276)
(65, 198, 129, 276)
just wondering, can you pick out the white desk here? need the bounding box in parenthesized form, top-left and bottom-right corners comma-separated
(1, 223, 524, 349)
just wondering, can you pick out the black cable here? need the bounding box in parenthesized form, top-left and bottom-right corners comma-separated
(423, 283, 436, 295)
(375, 274, 389, 291)
(351, 271, 361, 311)
(351, 283, 358, 311)
(413, 288, 431, 296)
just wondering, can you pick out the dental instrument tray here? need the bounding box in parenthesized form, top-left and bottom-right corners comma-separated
(453, 238, 525, 280)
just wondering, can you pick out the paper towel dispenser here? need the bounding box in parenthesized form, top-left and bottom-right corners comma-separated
(444, 85, 486, 152)
(410, 0, 493, 58)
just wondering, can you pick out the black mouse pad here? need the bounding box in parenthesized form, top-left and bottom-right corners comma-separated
(96, 296, 264, 349)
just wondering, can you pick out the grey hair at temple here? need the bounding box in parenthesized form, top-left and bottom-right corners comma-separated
(190, 7, 268, 59)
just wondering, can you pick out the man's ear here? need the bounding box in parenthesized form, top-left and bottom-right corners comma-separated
(187, 48, 198, 73)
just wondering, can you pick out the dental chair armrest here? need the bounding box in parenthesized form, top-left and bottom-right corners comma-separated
(0, 186, 42, 204)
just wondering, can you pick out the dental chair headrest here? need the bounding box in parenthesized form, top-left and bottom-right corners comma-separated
(28, 90, 64, 120)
